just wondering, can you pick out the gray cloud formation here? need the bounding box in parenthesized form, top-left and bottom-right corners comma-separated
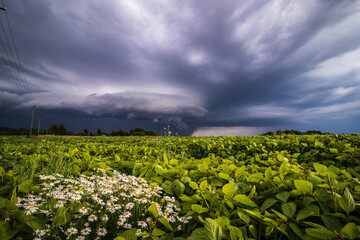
(1, 0, 359, 134)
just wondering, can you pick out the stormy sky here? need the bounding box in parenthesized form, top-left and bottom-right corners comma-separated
(0, 0, 359, 135)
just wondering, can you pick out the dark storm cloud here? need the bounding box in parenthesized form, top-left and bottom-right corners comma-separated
(79, 92, 208, 129)
(1, 0, 360, 134)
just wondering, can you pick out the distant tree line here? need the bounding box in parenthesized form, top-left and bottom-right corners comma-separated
(0, 127, 31, 135)
(262, 129, 331, 136)
(83, 127, 159, 136)
(0, 125, 159, 136)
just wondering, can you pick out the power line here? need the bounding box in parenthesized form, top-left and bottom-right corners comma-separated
(0, 32, 22, 94)
(0, 23, 30, 100)
(0, 16, 30, 100)
(2, 0, 33, 100)
(0, 0, 33, 101)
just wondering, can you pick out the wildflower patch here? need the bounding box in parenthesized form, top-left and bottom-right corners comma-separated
(15, 169, 192, 239)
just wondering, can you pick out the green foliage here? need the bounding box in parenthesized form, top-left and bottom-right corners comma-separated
(0, 134, 360, 239)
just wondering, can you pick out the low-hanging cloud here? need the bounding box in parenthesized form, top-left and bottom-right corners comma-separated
(79, 91, 208, 129)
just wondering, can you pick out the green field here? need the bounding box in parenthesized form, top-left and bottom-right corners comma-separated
(0, 134, 360, 239)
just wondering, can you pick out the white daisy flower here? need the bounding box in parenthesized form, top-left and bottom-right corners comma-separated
(88, 214, 98, 222)
(66, 227, 78, 236)
(124, 223, 132, 229)
(81, 227, 91, 235)
(97, 228, 107, 236)
(136, 229, 142, 236)
(79, 207, 88, 215)
(137, 221, 147, 228)
(102, 214, 109, 221)
(35, 229, 46, 237)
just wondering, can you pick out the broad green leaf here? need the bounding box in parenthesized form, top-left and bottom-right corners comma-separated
(222, 183, 235, 197)
(148, 204, 159, 218)
(242, 209, 262, 219)
(249, 224, 258, 239)
(313, 163, 327, 173)
(308, 175, 324, 186)
(113, 237, 126, 240)
(18, 179, 33, 193)
(276, 191, 291, 202)
(341, 222, 359, 240)
(334, 181, 348, 190)
(281, 202, 296, 218)
(296, 204, 320, 221)
(277, 154, 284, 161)
(152, 228, 166, 236)
(10, 187, 17, 204)
(192, 194, 203, 202)
(163, 152, 169, 165)
(188, 228, 206, 240)
(289, 223, 304, 239)
(338, 188, 356, 214)
(52, 207, 70, 227)
(161, 180, 174, 195)
(0, 197, 17, 212)
(117, 228, 137, 240)
(219, 172, 229, 180)
(321, 215, 342, 232)
(181, 176, 191, 183)
(23, 215, 45, 231)
(314, 189, 331, 203)
(0, 221, 18, 240)
(179, 194, 193, 202)
(155, 165, 164, 175)
(191, 204, 209, 214)
(303, 197, 316, 207)
(247, 172, 264, 183)
(305, 228, 337, 239)
(279, 162, 288, 180)
(260, 198, 277, 211)
(328, 165, 341, 175)
(347, 168, 360, 179)
(294, 180, 313, 193)
(303, 221, 327, 229)
(189, 181, 199, 190)
(248, 185, 257, 198)
(174, 180, 185, 196)
(263, 217, 278, 226)
(235, 166, 246, 179)
(272, 209, 287, 221)
(204, 218, 223, 240)
(228, 225, 243, 240)
(265, 167, 273, 181)
(226, 200, 234, 209)
(265, 226, 274, 236)
(132, 163, 143, 176)
(238, 211, 250, 224)
(170, 159, 179, 165)
(215, 216, 230, 228)
(200, 180, 208, 191)
(329, 148, 338, 154)
(159, 217, 173, 231)
(276, 225, 289, 237)
(234, 194, 257, 207)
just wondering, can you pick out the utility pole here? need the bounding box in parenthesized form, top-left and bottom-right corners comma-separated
(29, 105, 35, 137)
(38, 119, 41, 136)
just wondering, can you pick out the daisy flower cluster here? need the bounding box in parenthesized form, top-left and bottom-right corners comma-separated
(15, 169, 192, 239)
